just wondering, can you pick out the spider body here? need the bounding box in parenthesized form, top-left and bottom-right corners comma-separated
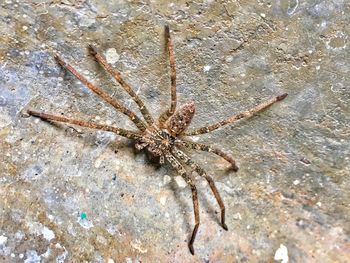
(27, 25, 287, 255)
(135, 128, 175, 160)
(135, 101, 195, 163)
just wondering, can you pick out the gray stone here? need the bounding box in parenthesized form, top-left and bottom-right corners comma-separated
(0, 1, 349, 262)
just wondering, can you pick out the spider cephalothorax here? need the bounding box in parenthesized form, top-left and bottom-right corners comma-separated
(135, 128, 175, 161)
(27, 25, 287, 255)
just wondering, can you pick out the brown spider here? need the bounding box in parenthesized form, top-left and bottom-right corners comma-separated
(27, 25, 287, 255)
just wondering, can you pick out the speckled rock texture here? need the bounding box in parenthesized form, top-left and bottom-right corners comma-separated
(1, 1, 349, 262)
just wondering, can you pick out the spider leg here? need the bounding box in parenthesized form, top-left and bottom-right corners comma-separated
(55, 55, 147, 132)
(88, 45, 155, 126)
(171, 147, 228, 231)
(159, 25, 177, 128)
(184, 93, 288, 136)
(27, 110, 141, 140)
(175, 139, 238, 171)
(165, 152, 199, 255)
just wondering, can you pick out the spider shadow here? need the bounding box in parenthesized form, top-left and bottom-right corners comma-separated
(38, 120, 84, 137)
(167, 178, 194, 239)
(128, 145, 230, 237)
(195, 170, 228, 230)
(184, 152, 235, 228)
(34, 117, 164, 168)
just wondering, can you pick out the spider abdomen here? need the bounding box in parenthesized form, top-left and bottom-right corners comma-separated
(167, 102, 195, 136)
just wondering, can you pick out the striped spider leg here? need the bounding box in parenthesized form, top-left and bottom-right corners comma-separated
(88, 44, 155, 126)
(53, 55, 148, 131)
(164, 152, 199, 255)
(27, 110, 141, 140)
(175, 139, 239, 171)
(170, 147, 229, 255)
(184, 93, 288, 136)
(158, 25, 177, 128)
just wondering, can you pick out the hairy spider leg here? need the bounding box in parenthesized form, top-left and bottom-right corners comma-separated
(165, 152, 199, 255)
(27, 110, 141, 140)
(159, 25, 177, 128)
(88, 45, 155, 126)
(175, 139, 238, 171)
(184, 93, 288, 136)
(171, 147, 228, 231)
(55, 55, 147, 132)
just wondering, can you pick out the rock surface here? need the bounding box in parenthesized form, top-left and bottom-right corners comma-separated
(1, 1, 349, 262)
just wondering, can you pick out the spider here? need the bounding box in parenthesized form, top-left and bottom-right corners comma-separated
(27, 25, 287, 255)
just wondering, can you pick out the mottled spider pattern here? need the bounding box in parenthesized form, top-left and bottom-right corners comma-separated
(28, 25, 287, 255)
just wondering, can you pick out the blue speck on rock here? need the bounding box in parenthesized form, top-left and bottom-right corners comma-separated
(80, 212, 87, 220)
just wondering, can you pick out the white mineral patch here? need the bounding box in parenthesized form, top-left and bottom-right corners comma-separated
(67, 224, 77, 236)
(174, 176, 187, 188)
(107, 259, 115, 263)
(42, 247, 51, 258)
(96, 235, 107, 245)
(0, 235, 7, 245)
(27, 221, 55, 241)
(293, 179, 300, 185)
(232, 212, 242, 220)
(191, 136, 200, 142)
(225, 55, 233, 63)
(0, 235, 10, 256)
(160, 195, 167, 206)
(130, 239, 148, 253)
(24, 250, 41, 263)
(0, 113, 11, 128)
(203, 65, 211, 72)
(287, 0, 299, 15)
(42, 226, 55, 241)
(94, 158, 102, 168)
(77, 218, 94, 229)
(274, 244, 289, 263)
(56, 246, 68, 263)
(163, 174, 171, 185)
(105, 48, 120, 64)
(79, 16, 95, 27)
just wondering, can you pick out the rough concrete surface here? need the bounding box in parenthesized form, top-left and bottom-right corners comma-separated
(1, 1, 349, 262)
